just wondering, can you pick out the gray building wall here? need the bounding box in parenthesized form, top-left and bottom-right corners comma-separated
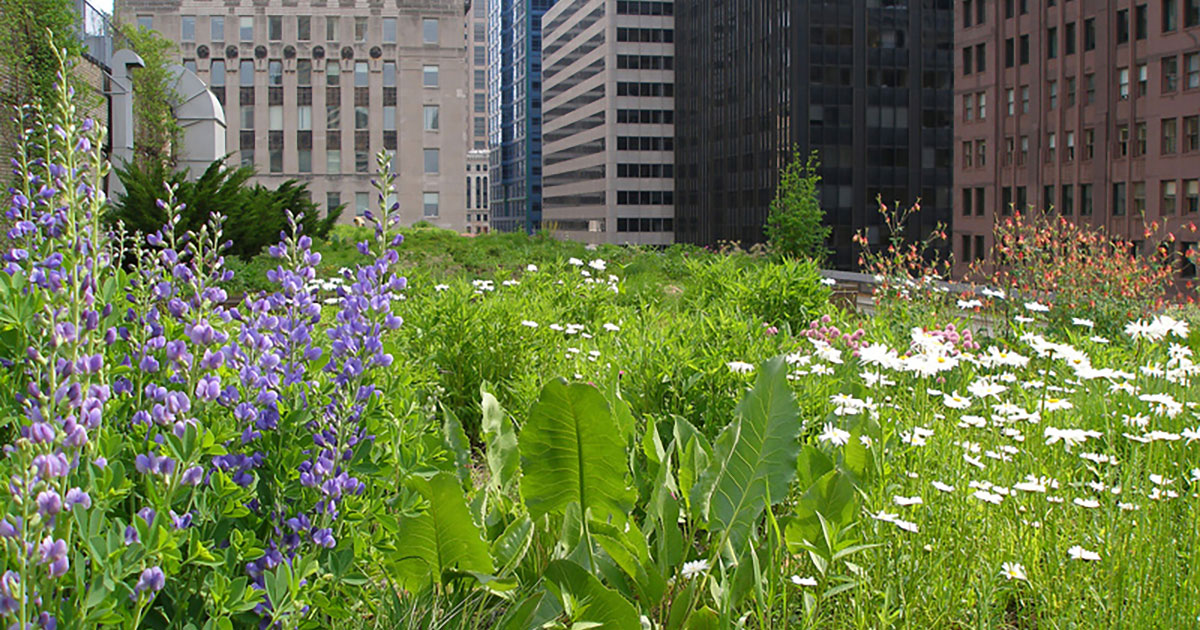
(116, 0, 471, 231)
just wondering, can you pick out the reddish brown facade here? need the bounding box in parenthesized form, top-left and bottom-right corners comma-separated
(954, 0, 1200, 277)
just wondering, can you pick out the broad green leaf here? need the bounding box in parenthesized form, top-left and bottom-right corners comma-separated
(441, 406, 472, 484)
(691, 356, 802, 553)
(491, 515, 534, 572)
(396, 472, 494, 588)
(519, 380, 634, 524)
(481, 385, 519, 492)
(796, 445, 835, 490)
(841, 430, 874, 486)
(591, 519, 666, 605)
(684, 607, 720, 630)
(785, 470, 857, 552)
(543, 559, 642, 630)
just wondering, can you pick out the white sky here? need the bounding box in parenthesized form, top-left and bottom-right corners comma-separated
(90, 0, 113, 15)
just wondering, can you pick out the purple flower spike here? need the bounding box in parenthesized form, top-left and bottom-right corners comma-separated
(135, 567, 166, 594)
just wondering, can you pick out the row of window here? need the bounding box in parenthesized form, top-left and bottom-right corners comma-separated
(977, 180, 1200, 217)
(616, 136, 675, 151)
(616, 190, 674, 205)
(615, 163, 675, 178)
(616, 217, 674, 233)
(616, 54, 674, 70)
(191, 58, 443, 89)
(1115, 116, 1200, 156)
(615, 27, 674, 43)
(616, 82, 675, 97)
(961, 233, 1196, 276)
(239, 145, 442, 175)
(323, 191, 440, 220)
(1116, 54, 1200, 98)
(466, 175, 489, 210)
(616, 109, 674, 124)
(230, 102, 443, 133)
(165, 14, 440, 45)
(615, 1, 674, 16)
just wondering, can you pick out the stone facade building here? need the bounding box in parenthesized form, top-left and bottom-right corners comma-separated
(115, 0, 472, 231)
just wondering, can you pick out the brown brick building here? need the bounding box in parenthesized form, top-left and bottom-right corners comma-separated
(954, 0, 1200, 277)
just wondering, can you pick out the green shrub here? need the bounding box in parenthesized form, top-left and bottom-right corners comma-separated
(765, 149, 829, 261)
(684, 254, 831, 330)
(110, 159, 340, 260)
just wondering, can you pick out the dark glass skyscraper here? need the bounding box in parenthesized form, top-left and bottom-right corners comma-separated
(675, 0, 955, 269)
(489, 0, 558, 233)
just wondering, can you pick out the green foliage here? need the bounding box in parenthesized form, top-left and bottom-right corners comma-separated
(691, 356, 802, 555)
(395, 472, 495, 589)
(518, 380, 634, 524)
(0, 0, 82, 105)
(765, 149, 829, 262)
(110, 159, 338, 259)
(683, 254, 832, 329)
(121, 24, 182, 167)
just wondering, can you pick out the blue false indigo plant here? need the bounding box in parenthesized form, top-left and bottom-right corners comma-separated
(0, 48, 409, 629)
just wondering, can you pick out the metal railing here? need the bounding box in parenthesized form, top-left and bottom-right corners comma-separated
(74, 0, 115, 68)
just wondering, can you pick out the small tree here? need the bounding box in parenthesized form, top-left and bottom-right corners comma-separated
(765, 149, 829, 261)
(122, 24, 181, 168)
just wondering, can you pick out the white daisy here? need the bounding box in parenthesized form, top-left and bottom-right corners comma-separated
(1067, 545, 1101, 561)
(681, 559, 709, 579)
(1000, 562, 1027, 581)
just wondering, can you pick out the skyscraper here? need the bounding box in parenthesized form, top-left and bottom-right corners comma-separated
(541, 0, 676, 244)
(488, 0, 558, 233)
(674, 1, 955, 269)
(954, 0, 1200, 279)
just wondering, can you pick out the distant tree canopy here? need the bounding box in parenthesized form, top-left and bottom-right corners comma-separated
(110, 159, 342, 260)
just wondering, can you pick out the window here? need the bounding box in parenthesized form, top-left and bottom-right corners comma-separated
(1019, 135, 1029, 164)
(423, 192, 440, 217)
(1004, 38, 1014, 68)
(1066, 76, 1077, 106)
(424, 148, 439, 174)
(327, 16, 338, 41)
(1084, 128, 1095, 159)
(354, 62, 368, 87)
(1136, 122, 1148, 155)
(1080, 183, 1094, 216)
(1044, 185, 1055, 211)
(383, 62, 396, 87)
(1162, 180, 1178, 214)
(1119, 67, 1130, 99)
(1137, 4, 1149, 39)
(1020, 85, 1030, 113)
(355, 17, 367, 42)
(1137, 64, 1148, 96)
(181, 15, 195, 41)
(327, 61, 340, 86)
(1114, 183, 1128, 216)
(268, 15, 281, 40)
(297, 16, 310, 40)
(1163, 56, 1179, 92)
(1187, 179, 1200, 213)
(1048, 80, 1058, 109)
(355, 192, 369, 217)
(1164, 0, 1178, 31)
(269, 60, 282, 86)
(210, 60, 226, 86)
(1134, 182, 1147, 214)
(1066, 131, 1076, 161)
(327, 149, 341, 173)
(1004, 136, 1014, 165)
(1085, 73, 1096, 104)
(423, 65, 439, 87)
(239, 60, 254, 86)
(355, 106, 368, 129)
(380, 17, 396, 44)
(1163, 118, 1178, 153)
(963, 46, 974, 74)
(474, 93, 485, 113)
(1061, 184, 1075, 215)
(964, 94, 974, 122)
(211, 15, 224, 41)
(296, 105, 312, 131)
(326, 105, 340, 129)
(1047, 132, 1057, 161)
(326, 192, 340, 215)
(1186, 53, 1200, 89)
(1188, 0, 1200, 26)
(269, 105, 283, 131)
(475, 69, 485, 90)
(1065, 22, 1076, 55)
(474, 46, 486, 66)
(1084, 18, 1096, 50)
(1002, 187, 1013, 215)
(423, 18, 438, 44)
(297, 60, 311, 86)
(1006, 88, 1015, 115)
(475, 116, 486, 136)
(962, 188, 973, 216)
(1046, 27, 1057, 59)
(240, 16, 253, 41)
(382, 105, 396, 132)
(1118, 124, 1130, 156)
(240, 105, 254, 129)
(1005, 0, 1014, 18)
(975, 187, 985, 216)
(269, 147, 282, 173)
(137, 15, 153, 30)
(976, 139, 987, 166)
(424, 105, 439, 131)
(977, 91, 987, 119)
(1117, 10, 1130, 44)
(975, 43, 986, 72)
(1184, 115, 1199, 152)
(298, 149, 311, 173)
(963, 141, 973, 168)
